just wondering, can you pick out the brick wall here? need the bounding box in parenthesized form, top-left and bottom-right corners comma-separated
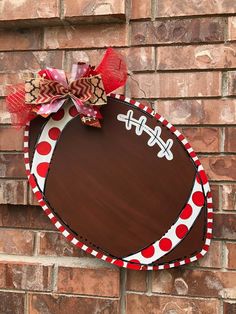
(0, 0, 235, 313)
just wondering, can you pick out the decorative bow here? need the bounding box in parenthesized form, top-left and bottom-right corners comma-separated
(6, 48, 127, 128)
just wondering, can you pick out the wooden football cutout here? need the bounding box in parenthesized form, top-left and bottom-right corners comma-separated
(24, 94, 213, 270)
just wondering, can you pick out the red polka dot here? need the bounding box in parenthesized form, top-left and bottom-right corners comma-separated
(69, 106, 79, 117)
(196, 170, 208, 185)
(52, 109, 64, 121)
(141, 245, 155, 258)
(176, 224, 188, 239)
(180, 204, 193, 220)
(192, 191, 205, 206)
(159, 238, 172, 251)
(37, 162, 49, 178)
(36, 141, 51, 155)
(114, 260, 124, 267)
(48, 127, 61, 140)
(129, 259, 140, 264)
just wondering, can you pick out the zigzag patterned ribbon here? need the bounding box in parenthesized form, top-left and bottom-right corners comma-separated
(25, 70, 107, 127)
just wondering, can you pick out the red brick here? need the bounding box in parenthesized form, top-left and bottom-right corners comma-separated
(157, 43, 236, 70)
(0, 73, 22, 97)
(65, 47, 155, 73)
(213, 213, 236, 240)
(131, 0, 152, 19)
(224, 127, 236, 153)
(0, 153, 26, 178)
(0, 262, 53, 291)
(28, 190, 40, 206)
(180, 127, 220, 153)
(200, 155, 236, 181)
(0, 180, 27, 205)
(38, 231, 89, 257)
(131, 18, 225, 45)
(44, 24, 128, 49)
(193, 240, 222, 269)
(0, 127, 23, 151)
(222, 184, 236, 210)
(130, 72, 221, 98)
(225, 242, 236, 269)
(29, 293, 119, 314)
(154, 99, 236, 125)
(0, 51, 63, 73)
(57, 265, 120, 297)
(227, 71, 236, 96)
(224, 301, 236, 314)
(211, 184, 220, 211)
(152, 268, 236, 298)
(126, 270, 147, 292)
(64, 0, 125, 21)
(0, 229, 34, 255)
(126, 293, 220, 314)
(0, 292, 25, 314)
(228, 17, 236, 41)
(0, 28, 43, 51)
(0, 99, 11, 124)
(0, 205, 56, 230)
(0, 0, 60, 25)
(156, 0, 236, 17)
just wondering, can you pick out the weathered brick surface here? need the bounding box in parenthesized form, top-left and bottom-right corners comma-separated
(0, 127, 23, 151)
(0, 205, 55, 230)
(227, 71, 236, 96)
(0, 51, 63, 72)
(157, 44, 236, 70)
(0, 262, 53, 291)
(211, 184, 220, 210)
(0, 153, 26, 178)
(0, 0, 60, 24)
(131, 72, 221, 98)
(0, 229, 34, 255)
(131, 18, 225, 46)
(223, 301, 236, 314)
(44, 24, 128, 49)
(225, 242, 236, 270)
(0, 181, 28, 204)
(180, 127, 220, 153)
(38, 231, 89, 257)
(65, 47, 155, 73)
(155, 99, 236, 125)
(193, 240, 222, 269)
(64, 0, 125, 21)
(126, 270, 147, 292)
(0, 28, 43, 51)
(214, 213, 236, 240)
(131, 0, 152, 19)
(224, 127, 236, 152)
(126, 294, 220, 314)
(152, 268, 236, 298)
(156, 0, 236, 17)
(29, 293, 120, 314)
(0, 292, 25, 314)
(0, 2, 235, 313)
(228, 17, 236, 41)
(57, 265, 120, 297)
(222, 184, 236, 210)
(200, 156, 236, 181)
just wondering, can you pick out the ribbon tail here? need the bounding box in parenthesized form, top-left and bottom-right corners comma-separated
(36, 98, 66, 116)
